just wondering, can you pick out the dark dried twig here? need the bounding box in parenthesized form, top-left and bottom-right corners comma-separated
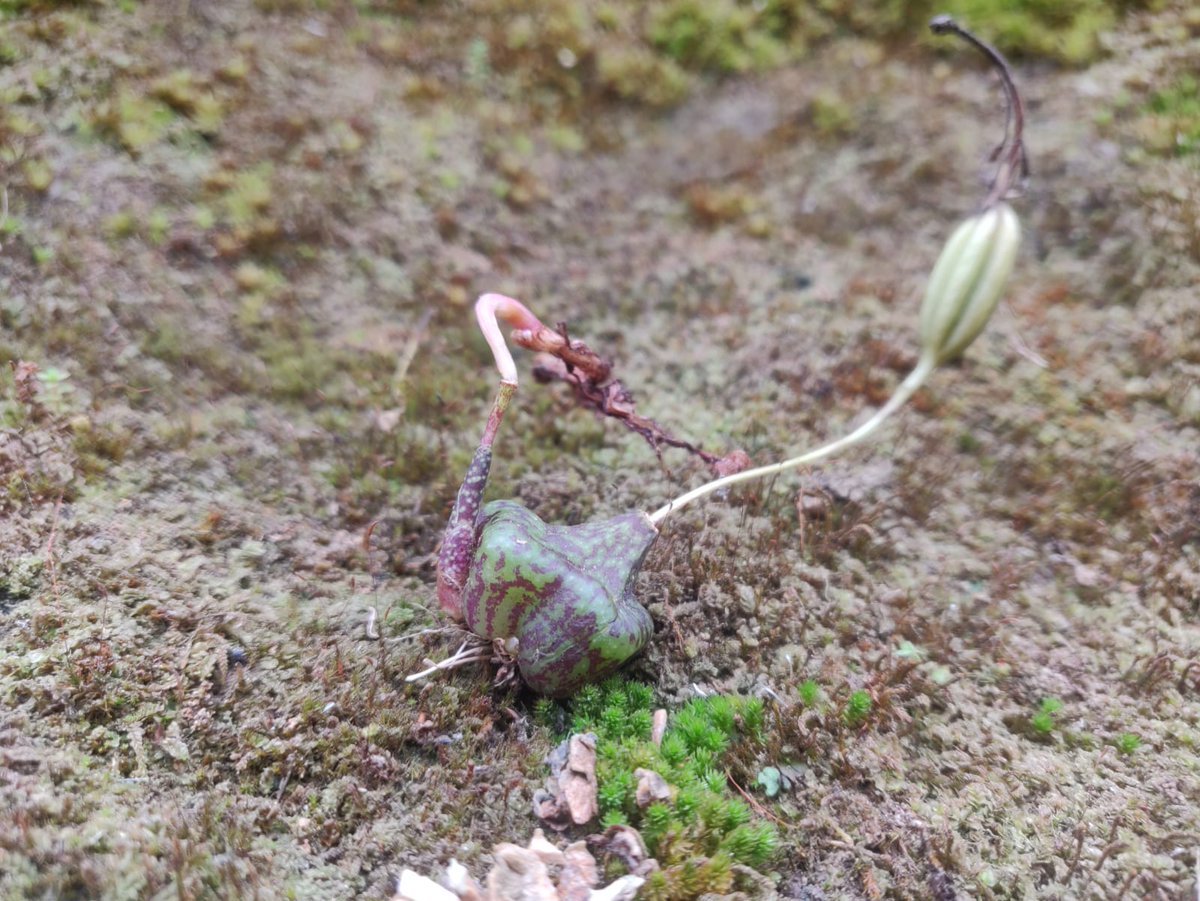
(1177, 659, 1200, 694)
(515, 323, 748, 477)
(1063, 821, 1087, 883)
(930, 15, 1029, 208)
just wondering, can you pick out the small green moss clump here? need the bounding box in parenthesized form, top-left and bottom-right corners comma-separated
(1030, 697, 1063, 736)
(650, 0, 790, 73)
(1140, 76, 1200, 157)
(565, 679, 777, 899)
(1114, 732, 1142, 755)
(570, 679, 655, 740)
(798, 679, 820, 707)
(937, 0, 1159, 67)
(842, 688, 872, 727)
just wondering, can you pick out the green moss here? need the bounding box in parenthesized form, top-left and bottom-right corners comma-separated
(595, 45, 690, 107)
(72, 419, 133, 474)
(222, 164, 275, 229)
(146, 208, 170, 245)
(650, 0, 790, 73)
(103, 210, 138, 240)
(1071, 469, 1137, 521)
(843, 688, 872, 726)
(21, 157, 53, 192)
(1031, 697, 1063, 736)
(150, 69, 226, 134)
(0, 555, 43, 602)
(258, 337, 336, 403)
(567, 679, 777, 896)
(1140, 75, 1200, 156)
(810, 91, 856, 137)
(798, 678, 820, 707)
(937, 0, 1161, 66)
(90, 88, 177, 154)
(1114, 732, 1141, 755)
(469, 0, 1147, 119)
(139, 319, 252, 392)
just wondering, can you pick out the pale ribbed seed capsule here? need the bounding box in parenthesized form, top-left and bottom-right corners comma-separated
(918, 202, 1021, 366)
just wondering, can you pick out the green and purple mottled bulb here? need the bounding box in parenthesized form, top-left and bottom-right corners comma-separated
(461, 501, 656, 697)
(437, 447, 658, 697)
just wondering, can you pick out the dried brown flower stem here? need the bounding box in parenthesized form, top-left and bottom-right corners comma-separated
(929, 14, 1029, 208)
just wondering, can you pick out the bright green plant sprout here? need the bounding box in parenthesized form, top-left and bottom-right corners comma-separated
(1114, 732, 1142, 755)
(600, 810, 629, 828)
(1031, 697, 1063, 735)
(798, 679, 821, 707)
(843, 689, 873, 727)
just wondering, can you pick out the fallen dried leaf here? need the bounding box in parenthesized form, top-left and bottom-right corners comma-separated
(523, 334, 738, 475)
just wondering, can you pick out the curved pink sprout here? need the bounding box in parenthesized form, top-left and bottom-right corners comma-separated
(475, 293, 545, 385)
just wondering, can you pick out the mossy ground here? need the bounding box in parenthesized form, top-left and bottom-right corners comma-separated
(2, 0, 1199, 898)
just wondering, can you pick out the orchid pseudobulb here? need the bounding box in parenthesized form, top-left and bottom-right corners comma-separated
(434, 295, 660, 697)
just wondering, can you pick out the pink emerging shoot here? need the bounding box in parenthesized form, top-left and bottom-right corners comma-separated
(475, 292, 545, 386)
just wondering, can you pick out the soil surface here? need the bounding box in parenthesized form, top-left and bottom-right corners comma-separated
(1, 2, 1198, 899)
